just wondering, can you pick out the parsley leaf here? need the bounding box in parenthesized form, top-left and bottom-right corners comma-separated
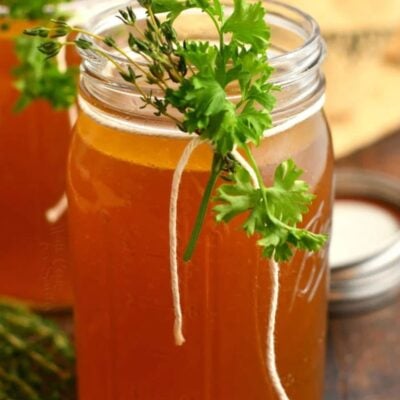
(222, 0, 270, 51)
(214, 165, 257, 223)
(215, 160, 327, 261)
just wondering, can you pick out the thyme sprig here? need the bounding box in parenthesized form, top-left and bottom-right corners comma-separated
(25, 0, 327, 262)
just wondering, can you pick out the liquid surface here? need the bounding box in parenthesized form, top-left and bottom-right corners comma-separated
(68, 102, 334, 399)
(0, 21, 72, 307)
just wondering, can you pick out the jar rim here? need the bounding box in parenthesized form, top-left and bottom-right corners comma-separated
(78, 0, 326, 135)
(264, 0, 321, 67)
(79, 0, 325, 86)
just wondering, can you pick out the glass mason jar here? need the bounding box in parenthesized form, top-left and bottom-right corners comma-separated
(0, 0, 111, 309)
(68, 2, 333, 399)
(0, 9, 72, 308)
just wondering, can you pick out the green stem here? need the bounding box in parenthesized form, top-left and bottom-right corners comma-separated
(205, 9, 224, 50)
(147, 6, 164, 45)
(243, 143, 271, 219)
(183, 153, 224, 262)
(243, 144, 265, 191)
(243, 145, 314, 234)
(90, 47, 183, 127)
(71, 27, 169, 90)
(147, 7, 184, 83)
(70, 27, 103, 41)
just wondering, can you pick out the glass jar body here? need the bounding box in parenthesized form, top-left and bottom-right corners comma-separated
(0, 20, 72, 308)
(68, 91, 333, 399)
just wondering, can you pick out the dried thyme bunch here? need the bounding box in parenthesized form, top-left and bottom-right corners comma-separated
(0, 302, 75, 400)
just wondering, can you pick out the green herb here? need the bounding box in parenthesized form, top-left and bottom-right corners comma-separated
(0, 0, 76, 111)
(13, 35, 76, 112)
(0, 301, 75, 400)
(25, 0, 328, 262)
(215, 159, 326, 260)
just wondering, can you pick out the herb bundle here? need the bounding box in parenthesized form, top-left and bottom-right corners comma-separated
(25, 0, 327, 262)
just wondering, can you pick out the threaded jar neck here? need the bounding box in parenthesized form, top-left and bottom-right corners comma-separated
(78, 0, 326, 136)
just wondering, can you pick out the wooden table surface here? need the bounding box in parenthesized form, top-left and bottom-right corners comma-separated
(325, 129, 400, 400)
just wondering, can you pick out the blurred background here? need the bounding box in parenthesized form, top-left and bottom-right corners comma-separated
(287, 0, 400, 157)
(282, 4, 400, 400)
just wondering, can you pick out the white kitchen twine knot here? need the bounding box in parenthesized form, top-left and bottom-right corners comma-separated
(170, 141, 290, 400)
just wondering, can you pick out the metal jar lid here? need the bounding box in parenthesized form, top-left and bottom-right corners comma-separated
(329, 169, 400, 314)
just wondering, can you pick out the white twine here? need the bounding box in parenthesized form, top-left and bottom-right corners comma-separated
(169, 136, 202, 346)
(45, 194, 69, 223)
(230, 150, 289, 400)
(231, 148, 259, 188)
(266, 259, 289, 400)
(168, 138, 289, 398)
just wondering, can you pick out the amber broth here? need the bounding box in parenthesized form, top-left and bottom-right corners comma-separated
(0, 21, 72, 307)
(68, 96, 333, 399)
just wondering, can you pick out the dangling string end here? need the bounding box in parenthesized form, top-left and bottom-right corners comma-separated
(266, 258, 290, 400)
(174, 321, 186, 346)
(169, 137, 202, 346)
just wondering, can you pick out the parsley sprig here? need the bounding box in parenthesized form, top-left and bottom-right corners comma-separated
(0, 0, 76, 111)
(25, 0, 328, 262)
